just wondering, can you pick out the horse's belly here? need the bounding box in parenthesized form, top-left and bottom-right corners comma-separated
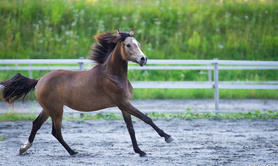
(66, 103, 116, 112)
(65, 96, 116, 112)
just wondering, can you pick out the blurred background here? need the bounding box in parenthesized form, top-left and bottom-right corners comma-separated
(0, 0, 277, 99)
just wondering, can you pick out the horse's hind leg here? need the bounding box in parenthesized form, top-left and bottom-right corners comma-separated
(20, 109, 49, 155)
(51, 112, 78, 155)
(122, 111, 146, 157)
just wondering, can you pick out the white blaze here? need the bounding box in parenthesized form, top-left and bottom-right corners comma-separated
(132, 39, 144, 55)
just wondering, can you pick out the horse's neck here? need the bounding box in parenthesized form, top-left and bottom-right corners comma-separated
(105, 44, 128, 78)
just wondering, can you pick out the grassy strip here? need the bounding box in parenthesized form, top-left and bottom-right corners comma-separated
(0, 113, 37, 121)
(66, 111, 278, 121)
(1, 111, 277, 122)
(132, 89, 278, 99)
(145, 110, 278, 120)
(0, 136, 8, 141)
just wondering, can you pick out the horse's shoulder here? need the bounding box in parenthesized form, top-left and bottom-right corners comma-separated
(105, 74, 124, 89)
(103, 75, 132, 99)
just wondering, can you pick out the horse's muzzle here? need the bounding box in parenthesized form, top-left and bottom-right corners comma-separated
(139, 56, 147, 67)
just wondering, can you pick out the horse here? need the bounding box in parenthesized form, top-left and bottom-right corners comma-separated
(0, 29, 173, 157)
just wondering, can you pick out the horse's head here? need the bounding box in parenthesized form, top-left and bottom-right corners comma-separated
(118, 29, 147, 67)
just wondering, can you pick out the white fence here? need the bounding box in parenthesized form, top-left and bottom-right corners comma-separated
(1, 58, 278, 111)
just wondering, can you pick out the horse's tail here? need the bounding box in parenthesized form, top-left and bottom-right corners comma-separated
(0, 73, 39, 104)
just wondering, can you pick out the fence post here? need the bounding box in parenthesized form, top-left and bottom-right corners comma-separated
(213, 58, 219, 112)
(79, 57, 84, 71)
(29, 64, 33, 79)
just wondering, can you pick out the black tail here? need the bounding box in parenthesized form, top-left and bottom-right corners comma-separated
(0, 73, 38, 104)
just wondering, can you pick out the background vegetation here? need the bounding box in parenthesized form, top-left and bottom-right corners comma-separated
(0, 0, 277, 99)
(1, 110, 278, 122)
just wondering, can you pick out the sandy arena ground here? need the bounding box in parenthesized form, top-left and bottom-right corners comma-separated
(0, 99, 278, 165)
(0, 119, 278, 166)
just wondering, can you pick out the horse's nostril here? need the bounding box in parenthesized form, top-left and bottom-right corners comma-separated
(139, 56, 147, 66)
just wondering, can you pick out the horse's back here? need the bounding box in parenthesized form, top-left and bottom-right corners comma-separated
(36, 69, 80, 94)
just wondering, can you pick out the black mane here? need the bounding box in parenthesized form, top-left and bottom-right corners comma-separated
(89, 31, 131, 64)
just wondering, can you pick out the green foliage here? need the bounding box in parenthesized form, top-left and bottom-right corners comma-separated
(0, 113, 38, 121)
(132, 89, 278, 99)
(0, 0, 277, 60)
(139, 111, 278, 121)
(0, 136, 8, 141)
(64, 113, 123, 121)
(82, 113, 123, 120)
(0, 0, 277, 99)
(1, 110, 278, 121)
(46, 110, 278, 121)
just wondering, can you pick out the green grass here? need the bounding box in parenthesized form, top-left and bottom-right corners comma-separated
(64, 113, 123, 121)
(1, 111, 278, 122)
(0, 136, 8, 141)
(132, 89, 278, 99)
(0, 0, 277, 99)
(145, 110, 278, 120)
(62, 111, 278, 121)
(0, 0, 277, 60)
(0, 113, 38, 121)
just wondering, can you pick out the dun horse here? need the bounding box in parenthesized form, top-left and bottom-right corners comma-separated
(0, 29, 173, 157)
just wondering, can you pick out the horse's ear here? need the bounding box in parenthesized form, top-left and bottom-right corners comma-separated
(129, 28, 134, 37)
(116, 29, 120, 34)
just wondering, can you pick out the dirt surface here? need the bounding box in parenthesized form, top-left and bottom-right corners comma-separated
(0, 119, 278, 166)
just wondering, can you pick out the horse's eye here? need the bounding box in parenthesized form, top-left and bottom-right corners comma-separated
(126, 44, 131, 48)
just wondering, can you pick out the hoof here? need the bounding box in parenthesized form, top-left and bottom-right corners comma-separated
(139, 152, 147, 157)
(19, 148, 26, 155)
(165, 136, 174, 143)
(70, 151, 78, 156)
(19, 140, 33, 155)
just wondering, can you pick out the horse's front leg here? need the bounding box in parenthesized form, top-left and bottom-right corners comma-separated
(118, 101, 174, 144)
(121, 111, 146, 157)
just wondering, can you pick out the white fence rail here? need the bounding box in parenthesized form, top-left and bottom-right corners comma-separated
(1, 58, 278, 111)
